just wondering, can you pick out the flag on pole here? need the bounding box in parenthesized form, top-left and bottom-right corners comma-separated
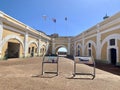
(52, 18, 56, 23)
(65, 17, 67, 21)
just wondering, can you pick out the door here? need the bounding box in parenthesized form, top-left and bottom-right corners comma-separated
(110, 48, 116, 65)
(31, 47, 34, 57)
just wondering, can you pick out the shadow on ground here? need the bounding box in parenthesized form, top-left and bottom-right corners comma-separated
(95, 62, 120, 76)
(66, 56, 120, 76)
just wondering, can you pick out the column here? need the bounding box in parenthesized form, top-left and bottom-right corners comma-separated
(45, 41, 49, 54)
(82, 33, 85, 56)
(67, 38, 71, 55)
(0, 14, 3, 58)
(74, 41, 76, 56)
(38, 39, 41, 56)
(96, 24, 101, 60)
(52, 38, 55, 54)
(24, 31, 28, 57)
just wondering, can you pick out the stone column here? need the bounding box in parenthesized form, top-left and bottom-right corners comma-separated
(38, 39, 41, 56)
(24, 30, 28, 57)
(82, 33, 85, 56)
(67, 38, 71, 55)
(74, 41, 76, 56)
(96, 24, 101, 60)
(52, 38, 55, 54)
(45, 41, 49, 55)
(0, 13, 3, 59)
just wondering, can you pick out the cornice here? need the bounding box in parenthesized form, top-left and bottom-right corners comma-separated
(0, 11, 51, 41)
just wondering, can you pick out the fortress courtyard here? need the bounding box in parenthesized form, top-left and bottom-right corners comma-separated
(0, 57, 120, 90)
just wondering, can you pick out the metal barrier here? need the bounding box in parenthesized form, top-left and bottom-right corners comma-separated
(73, 56, 95, 79)
(41, 55, 59, 76)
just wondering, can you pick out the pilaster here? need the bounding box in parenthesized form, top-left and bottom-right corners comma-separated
(45, 41, 49, 55)
(74, 41, 76, 56)
(96, 24, 101, 60)
(0, 14, 3, 58)
(52, 38, 55, 54)
(24, 30, 28, 57)
(67, 38, 71, 55)
(82, 33, 85, 56)
(38, 39, 41, 56)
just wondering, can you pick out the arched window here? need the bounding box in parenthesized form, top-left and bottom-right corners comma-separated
(88, 43, 92, 56)
(110, 39, 115, 46)
(88, 43, 91, 48)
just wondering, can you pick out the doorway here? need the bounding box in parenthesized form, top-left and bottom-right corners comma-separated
(31, 47, 34, 57)
(110, 48, 116, 65)
(57, 47, 67, 56)
(8, 42, 20, 58)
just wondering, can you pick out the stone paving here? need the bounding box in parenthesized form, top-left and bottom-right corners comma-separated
(0, 57, 120, 90)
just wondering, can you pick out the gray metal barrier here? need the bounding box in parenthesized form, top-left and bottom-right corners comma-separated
(41, 55, 59, 76)
(73, 56, 95, 79)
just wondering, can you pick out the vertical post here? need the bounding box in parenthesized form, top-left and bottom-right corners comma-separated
(45, 41, 49, 55)
(0, 13, 3, 59)
(57, 56, 59, 76)
(96, 24, 101, 60)
(38, 38, 41, 56)
(24, 27, 28, 57)
(67, 38, 71, 55)
(73, 57, 76, 77)
(82, 33, 85, 56)
(74, 41, 76, 56)
(52, 38, 55, 54)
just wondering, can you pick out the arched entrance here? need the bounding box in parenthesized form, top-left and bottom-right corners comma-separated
(56, 46, 68, 56)
(110, 48, 116, 65)
(40, 45, 46, 56)
(28, 40, 38, 57)
(1, 35, 24, 59)
(3, 39, 23, 59)
(28, 43, 38, 57)
(8, 42, 20, 58)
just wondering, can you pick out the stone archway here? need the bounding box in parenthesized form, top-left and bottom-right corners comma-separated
(76, 43, 82, 56)
(84, 40, 96, 58)
(40, 45, 46, 56)
(28, 40, 38, 57)
(55, 45, 68, 55)
(101, 34, 120, 64)
(1, 35, 24, 59)
(1, 35, 24, 49)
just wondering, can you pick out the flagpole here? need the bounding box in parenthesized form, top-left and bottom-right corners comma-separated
(52, 18, 57, 34)
(42, 15, 47, 31)
(65, 17, 68, 36)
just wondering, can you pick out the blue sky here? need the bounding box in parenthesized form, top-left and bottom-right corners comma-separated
(0, 0, 120, 36)
(58, 47, 67, 52)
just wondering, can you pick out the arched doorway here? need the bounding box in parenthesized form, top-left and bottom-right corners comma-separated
(57, 47, 67, 56)
(1, 35, 24, 59)
(8, 42, 20, 58)
(40, 45, 46, 56)
(2, 39, 23, 59)
(28, 43, 38, 57)
(110, 48, 116, 65)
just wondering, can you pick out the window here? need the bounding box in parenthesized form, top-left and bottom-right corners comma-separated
(28, 47, 31, 53)
(88, 43, 91, 48)
(110, 39, 115, 46)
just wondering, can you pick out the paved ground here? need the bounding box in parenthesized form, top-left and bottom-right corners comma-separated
(0, 57, 120, 90)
